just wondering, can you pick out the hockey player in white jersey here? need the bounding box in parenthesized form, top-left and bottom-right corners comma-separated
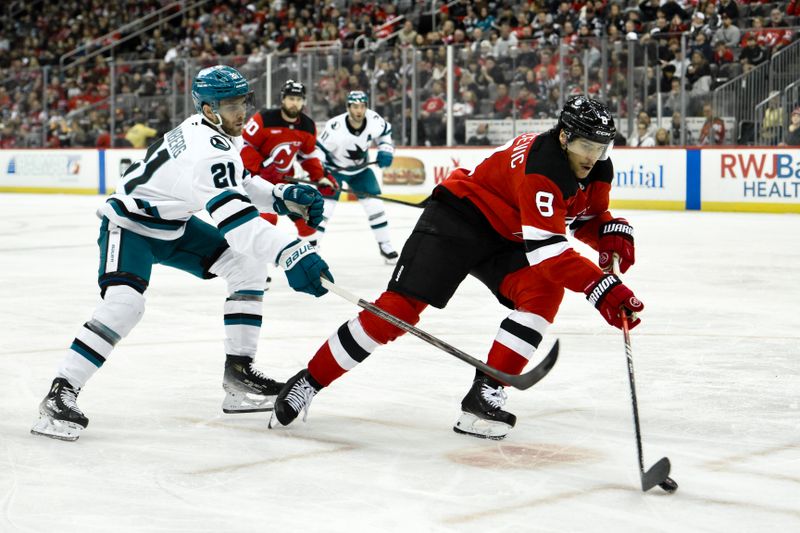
(314, 90, 399, 264)
(31, 65, 333, 441)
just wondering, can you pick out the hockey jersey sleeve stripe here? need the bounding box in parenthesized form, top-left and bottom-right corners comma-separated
(525, 239, 571, 266)
(217, 207, 259, 235)
(315, 141, 335, 166)
(568, 214, 597, 233)
(205, 190, 251, 215)
(132, 198, 161, 218)
(522, 224, 564, 241)
(524, 234, 568, 252)
(107, 198, 184, 230)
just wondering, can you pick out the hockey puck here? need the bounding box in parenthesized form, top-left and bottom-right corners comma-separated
(659, 477, 678, 493)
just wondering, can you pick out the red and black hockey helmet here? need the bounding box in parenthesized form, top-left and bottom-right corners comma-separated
(280, 79, 306, 100)
(558, 95, 616, 144)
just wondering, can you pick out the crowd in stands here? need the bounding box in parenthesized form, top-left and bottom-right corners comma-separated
(1, 0, 799, 149)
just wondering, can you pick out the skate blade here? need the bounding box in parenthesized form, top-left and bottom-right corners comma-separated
(452, 413, 511, 440)
(267, 411, 285, 429)
(30, 417, 83, 442)
(222, 390, 276, 414)
(383, 257, 398, 265)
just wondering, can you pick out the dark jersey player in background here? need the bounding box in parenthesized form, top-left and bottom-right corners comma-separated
(241, 80, 338, 243)
(269, 96, 642, 440)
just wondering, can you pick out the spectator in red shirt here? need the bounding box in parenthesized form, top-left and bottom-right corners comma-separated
(420, 81, 446, 146)
(493, 83, 513, 118)
(713, 41, 734, 65)
(514, 87, 538, 119)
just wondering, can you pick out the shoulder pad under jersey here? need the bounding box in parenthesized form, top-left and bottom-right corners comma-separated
(525, 131, 579, 200)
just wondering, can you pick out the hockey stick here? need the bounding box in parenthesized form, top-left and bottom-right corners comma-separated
(285, 176, 429, 208)
(320, 278, 559, 391)
(613, 256, 678, 493)
(325, 160, 379, 172)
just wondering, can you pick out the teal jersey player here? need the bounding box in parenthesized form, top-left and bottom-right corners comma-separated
(313, 90, 399, 264)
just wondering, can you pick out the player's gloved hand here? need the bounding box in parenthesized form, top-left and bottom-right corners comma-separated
(272, 183, 324, 227)
(584, 274, 644, 330)
(316, 170, 339, 197)
(599, 218, 635, 273)
(376, 151, 394, 168)
(258, 163, 283, 184)
(276, 239, 333, 297)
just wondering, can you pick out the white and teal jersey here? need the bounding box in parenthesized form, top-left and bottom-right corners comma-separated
(315, 109, 393, 176)
(99, 114, 293, 264)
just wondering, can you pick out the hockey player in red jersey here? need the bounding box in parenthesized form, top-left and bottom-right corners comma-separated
(241, 79, 338, 243)
(269, 96, 642, 440)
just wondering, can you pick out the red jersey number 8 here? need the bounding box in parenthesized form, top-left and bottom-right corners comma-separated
(536, 191, 554, 217)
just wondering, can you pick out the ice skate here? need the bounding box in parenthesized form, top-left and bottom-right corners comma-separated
(268, 369, 321, 428)
(378, 241, 398, 265)
(31, 378, 89, 442)
(453, 375, 516, 440)
(222, 355, 283, 413)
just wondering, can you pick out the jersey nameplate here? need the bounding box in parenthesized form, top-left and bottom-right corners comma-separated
(165, 127, 187, 158)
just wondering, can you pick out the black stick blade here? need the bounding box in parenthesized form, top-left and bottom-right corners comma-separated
(659, 476, 678, 493)
(502, 340, 559, 391)
(641, 457, 671, 492)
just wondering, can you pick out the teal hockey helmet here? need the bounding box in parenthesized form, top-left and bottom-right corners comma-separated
(192, 65, 252, 114)
(346, 90, 368, 106)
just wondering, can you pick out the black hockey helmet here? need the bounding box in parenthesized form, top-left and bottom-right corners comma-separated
(559, 95, 616, 143)
(280, 79, 306, 100)
(558, 95, 615, 159)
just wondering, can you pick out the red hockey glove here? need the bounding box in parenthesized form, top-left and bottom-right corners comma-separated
(584, 274, 644, 330)
(316, 170, 340, 197)
(258, 163, 283, 184)
(599, 218, 635, 273)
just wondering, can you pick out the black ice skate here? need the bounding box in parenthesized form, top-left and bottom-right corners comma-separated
(378, 241, 398, 265)
(268, 369, 322, 428)
(222, 355, 283, 413)
(31, 378, 89, 442)
(453, 376, 517, 440)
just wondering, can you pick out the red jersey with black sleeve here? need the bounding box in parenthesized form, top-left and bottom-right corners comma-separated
(240, 108, 325, 183)
(442, 130, 615, 293)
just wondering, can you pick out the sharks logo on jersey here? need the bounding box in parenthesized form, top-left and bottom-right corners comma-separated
(346, 144, 368, 163)
(210, 135, 231, 151)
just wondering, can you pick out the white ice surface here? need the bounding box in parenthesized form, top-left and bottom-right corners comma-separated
(1, 194, 799, 532)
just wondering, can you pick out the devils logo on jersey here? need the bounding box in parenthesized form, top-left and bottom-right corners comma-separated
(265, 142, 303, 172)
(240, 108, 324, 183)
